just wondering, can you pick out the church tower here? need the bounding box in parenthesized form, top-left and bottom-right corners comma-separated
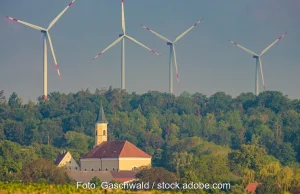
(95, 101, 108, 147)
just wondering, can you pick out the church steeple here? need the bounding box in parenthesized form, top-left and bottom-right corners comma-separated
(97, 100, 108, 123)
(95, 100, 108, 146)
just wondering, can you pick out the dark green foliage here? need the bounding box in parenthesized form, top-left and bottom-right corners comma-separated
(0, 88, 300, 192)
(135, 167, 178, 188)
(21, 158, 71, 184)
(90, 176, 102, 187)
(255, 180, 282, 194)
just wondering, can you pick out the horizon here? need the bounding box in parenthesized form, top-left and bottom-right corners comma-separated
(1, 0, 299, 101)
(1, 88, 298, 105)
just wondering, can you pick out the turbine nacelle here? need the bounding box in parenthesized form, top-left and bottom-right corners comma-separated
(6, 0, 76, 100)
(230, 32, 287, 95)
(91, 0, 160, 91)
(140, 20, 204, 94)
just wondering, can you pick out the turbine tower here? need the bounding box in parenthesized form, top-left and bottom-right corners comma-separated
(92, 0, 160, 90)
(229, 32, 287, 95)
(140, 19, 204, 94)
(6, 0, 76, 100)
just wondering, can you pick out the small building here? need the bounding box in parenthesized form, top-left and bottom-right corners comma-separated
(55, 151, 80, 171)
(80, 101, 152, 171)
(245, 183, 261, 194)
(245, 182, 281, 193)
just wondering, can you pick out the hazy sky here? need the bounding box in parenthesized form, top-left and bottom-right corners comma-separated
(0, 0, 299, 102)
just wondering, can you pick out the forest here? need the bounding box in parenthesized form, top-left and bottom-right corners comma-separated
(0, 88, 300, 194)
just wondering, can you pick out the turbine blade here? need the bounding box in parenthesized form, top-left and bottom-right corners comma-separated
(229, 40, 258, 56)
(259, 58, 266, 91)
(92, 36, 124, 60)
(5, 16, 46, 31)
(121, 0, 125, 34)
(260, 32, 287, 56)
(172, 45, 180, 86)
(174, 19, 204, 43)
(125, 35, 160, 56)
(47, 33, 61, 79)
(47, 0, 76, 30)
(140, 24, 171, 42)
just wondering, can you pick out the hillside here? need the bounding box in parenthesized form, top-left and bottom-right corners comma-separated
(0, 88, 300, 193)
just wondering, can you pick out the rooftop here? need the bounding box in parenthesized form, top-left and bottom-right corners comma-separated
(81, 140, 151, 159)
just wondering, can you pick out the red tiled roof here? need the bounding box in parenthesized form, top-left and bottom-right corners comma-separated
(81, 140, 151, 159)
(245, 183, 261, 193)
(54, 151, 68, 165)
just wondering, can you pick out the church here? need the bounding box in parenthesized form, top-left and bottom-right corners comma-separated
(56, 102, 152, 182)
(80, 102, 152, 171)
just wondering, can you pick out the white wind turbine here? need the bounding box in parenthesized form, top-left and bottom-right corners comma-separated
(6, 0, 76, 100)
(92, 0, 160, 90)
(229, 32, 287, 95)
(140, 19, 204, 94)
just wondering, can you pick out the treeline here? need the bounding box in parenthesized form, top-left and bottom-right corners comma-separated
(1, 88, 300, 193)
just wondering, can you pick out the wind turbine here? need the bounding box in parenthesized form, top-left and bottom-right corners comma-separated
(229, 32, 287, 95)
(5, 0, 76, 100)
(140, 19, 204, 94)
(92, 0, 160, 90)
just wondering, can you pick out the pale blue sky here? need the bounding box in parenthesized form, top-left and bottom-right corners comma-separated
(0, 0, 299, 101)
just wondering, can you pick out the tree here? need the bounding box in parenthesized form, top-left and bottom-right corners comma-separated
(256, 91, 290, 114)
(181, 155, 234, 184)
(176, 92, 194, 115)
(259, 162, 281, 182)
(38, 118, 63, 145)
(8, 92, 21, 108)
(0, 140, 37, 181)
(64, 131, 92, 153)
(90, 176, 102, 186)
(277, 166, 293, 192)
(270, 142, 297, 165)
(0, 90, 6, 104)
(22, 158, 71, 184)
(170, 151, 193, 176)
(228, 144, 271, 174)
(135, 167, 178, 188)
(3, 120, 25, 145)
(210, 120, 231, 146)
(207, 92, 232, 115)
(255, 179, 282, 194)
(201, 113, 217, 139)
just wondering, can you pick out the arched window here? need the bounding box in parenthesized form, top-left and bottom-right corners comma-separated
(103, 130, 106, 136)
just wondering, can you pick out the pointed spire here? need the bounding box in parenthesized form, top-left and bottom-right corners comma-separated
(97, 100, 108, 123)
